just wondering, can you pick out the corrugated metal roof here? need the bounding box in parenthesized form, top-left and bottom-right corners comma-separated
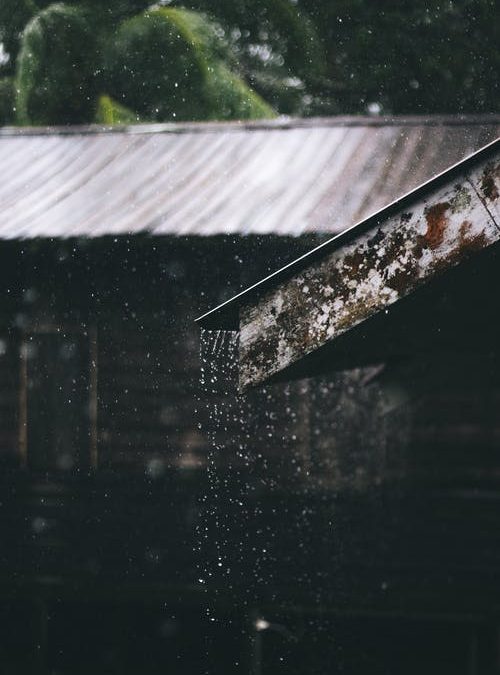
(0, 116, 499, 239)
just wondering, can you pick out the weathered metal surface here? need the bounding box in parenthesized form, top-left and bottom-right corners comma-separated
(239, 150, 500, 388)
(0, 117, 499, 239)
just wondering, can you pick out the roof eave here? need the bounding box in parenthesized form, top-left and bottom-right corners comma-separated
(196, 136, 500, 331)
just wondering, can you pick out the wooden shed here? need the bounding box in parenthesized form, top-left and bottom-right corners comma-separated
(1, 116, 497, 474)
(199, 131, 500, 672)
(1, 116, 499, 673)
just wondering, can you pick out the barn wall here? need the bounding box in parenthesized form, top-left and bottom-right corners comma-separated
(1, 235, 500, 671)
(0, 235, 315, 476)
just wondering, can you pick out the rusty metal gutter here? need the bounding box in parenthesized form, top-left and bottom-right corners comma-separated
(197, 137, 500, 331)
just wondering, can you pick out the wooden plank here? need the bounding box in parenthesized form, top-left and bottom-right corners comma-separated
(239, 149, 500, 388)
(23, 330, 93, 471)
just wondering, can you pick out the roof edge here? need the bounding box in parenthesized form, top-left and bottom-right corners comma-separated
(2, 114, 500, 137)
(196, 135, 500, 330)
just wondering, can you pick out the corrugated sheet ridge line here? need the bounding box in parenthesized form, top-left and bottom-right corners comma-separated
(322, 126, 400, 230)
(308, 126, 393, 232)
(157, 130, 270, 235)
(388, 127, 448, 198)
(348, 127, 427, 226)
(234, 126, 334, 235)
(228, 127, 341, 235)
(143, 133, 233, 236)
(0, 136, 86, 232)
(0, 119, 499, 239)
(283, 126, 371, 235)
(30, 134, 176, 238)
(3, 135, 139, 237)
(0, 136, 73, 206)
(91, 130, 246, 236)
(65, 134, 197, 237)
(192, 127, 330, 235)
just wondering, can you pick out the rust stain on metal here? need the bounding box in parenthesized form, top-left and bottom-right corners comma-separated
(239, 151, 500, 389)
(422, 202, 450, 249)
(428, 220, 489, 276)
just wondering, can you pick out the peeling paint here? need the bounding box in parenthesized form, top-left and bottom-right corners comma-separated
(239, 152, 500, 389)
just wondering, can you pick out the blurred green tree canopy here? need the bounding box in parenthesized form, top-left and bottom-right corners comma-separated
(302, 0, 499, 115)
(0, 0, 498, 125)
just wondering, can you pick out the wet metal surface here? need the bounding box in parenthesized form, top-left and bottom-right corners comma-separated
(0, 117, 499, 239)
(239, 149, 500, 388)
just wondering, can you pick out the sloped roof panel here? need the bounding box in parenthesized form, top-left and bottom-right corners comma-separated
(0, 116, 498, 239)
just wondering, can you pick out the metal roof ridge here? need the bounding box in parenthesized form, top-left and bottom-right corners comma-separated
(2, 114, 500, 137)
(196, 135, 500, 329)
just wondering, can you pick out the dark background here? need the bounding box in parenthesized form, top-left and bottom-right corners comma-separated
(0, 237, 499, 672)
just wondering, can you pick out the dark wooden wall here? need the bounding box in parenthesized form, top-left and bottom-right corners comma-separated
(0, 235, 499, 673)
(0, 235, 313, 473)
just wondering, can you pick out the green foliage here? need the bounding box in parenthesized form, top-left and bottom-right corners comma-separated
(95, 94, 139, 125)
(15, 3, 98, 124)
(2, 0, 498, 125)
(77, 0, 151, 17)
(206, 62, 274, 119)
(66, 0, 153, 31)
(103, 9, 206, 122)
(298, 0, 500, 114)
(178, 0, 327, 114)
(32, 0, 151, 20)
(162, 7, 274, 119)
(181, 0, 324, 78)
(0, 77, 15, 124)
(0, 0, 37, 76)
(104, 8, 274, 122)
